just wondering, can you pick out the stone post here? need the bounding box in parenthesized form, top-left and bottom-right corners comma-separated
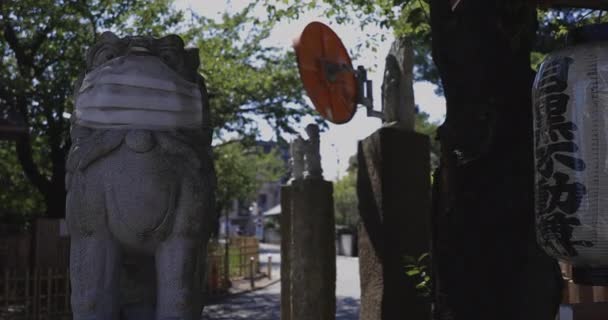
(356, 37, 430, 320)
(357, 128, 431, 320)
(280, 185, 293, 320)
(282, 124, 336, 320)
(290, 179, 336, 320)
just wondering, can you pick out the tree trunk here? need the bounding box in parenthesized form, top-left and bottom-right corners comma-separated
(429, 1, 563, 319)
(15, 132, 67, 219)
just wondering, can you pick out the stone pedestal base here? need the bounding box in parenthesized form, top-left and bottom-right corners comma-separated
(357, 127, 431, 320)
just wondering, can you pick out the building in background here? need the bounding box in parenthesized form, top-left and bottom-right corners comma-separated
(219, 140, 289, 239)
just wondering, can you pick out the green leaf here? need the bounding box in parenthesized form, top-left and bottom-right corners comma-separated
(418, 252, 430, 263)
(406, 269, 421, 276)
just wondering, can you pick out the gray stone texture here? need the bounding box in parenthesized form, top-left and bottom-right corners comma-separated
(289, 138, 305, 181)
(289, 124, 323, 181)
(289, 179, 336, 320)
(357, 127, 431, 320)
(381, 39, 416, 130)
(280, 185, 292, 320)
(303, 124, 323, 179)
(65, 32, 215, 320)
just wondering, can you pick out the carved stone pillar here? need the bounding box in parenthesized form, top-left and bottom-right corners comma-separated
(357, 128, 431, 320)
(280, 185, 293, 320)
(289, 179, 336, 320)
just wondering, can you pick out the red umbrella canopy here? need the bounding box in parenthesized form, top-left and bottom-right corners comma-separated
(293, 21, 358, 124)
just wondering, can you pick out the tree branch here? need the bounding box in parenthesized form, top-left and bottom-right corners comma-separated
(74, 0, 98, 37)
(10, 90, 51, 196)
(15, 134, 51, 195)
(33, 59, 55, 78)
(1, 20, 31, 70)
(0, 81, 15, 112)
(28, 24, 52, 55)
(42, 96, 67, 186)
(1, 4, 55, 73)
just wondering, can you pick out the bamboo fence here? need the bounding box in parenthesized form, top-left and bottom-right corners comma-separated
(0, 236, 260, 319)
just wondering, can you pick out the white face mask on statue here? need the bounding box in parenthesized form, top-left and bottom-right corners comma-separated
(75, 55, 203, 130)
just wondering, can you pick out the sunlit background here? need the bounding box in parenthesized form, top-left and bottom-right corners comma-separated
(175, 0, 446, 180)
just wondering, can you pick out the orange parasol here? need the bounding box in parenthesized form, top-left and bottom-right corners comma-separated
(293, 22, 358, 124)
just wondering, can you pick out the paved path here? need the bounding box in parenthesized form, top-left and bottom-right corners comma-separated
(202, 244, 360, 319)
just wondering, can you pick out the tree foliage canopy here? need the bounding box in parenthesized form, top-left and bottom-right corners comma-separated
(334, 158, 358, 228)
(415, 110, 440, 169)
(261, 0, 608, 91)
(183, 4, 315, 137)
(0, 0, 314, 222)
(1, 0, 185, 219)
(3, 0, 602, 224)
(214, 141, 285, 216)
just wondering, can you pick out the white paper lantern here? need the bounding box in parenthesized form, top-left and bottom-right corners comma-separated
(533, 25, 608, 284)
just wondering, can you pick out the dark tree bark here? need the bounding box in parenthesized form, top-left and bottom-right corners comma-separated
(1, 12, 69, 219)
(430, 1, 563, 319)
(14, 113, 67, 219)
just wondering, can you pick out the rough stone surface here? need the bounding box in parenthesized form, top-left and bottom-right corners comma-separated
(288, 124, 323, 181)
(357, 127, 430, 320)
(66, 32, 215, 320)
(280, 185, 292, 320)
(289, 179, 336, 320)
(303, 124, 323, 179)
(289, 138, 305, 181)
(381, 39, 416, 130)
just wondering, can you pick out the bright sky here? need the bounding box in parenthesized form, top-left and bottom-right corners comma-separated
(175, 0, 446, 180)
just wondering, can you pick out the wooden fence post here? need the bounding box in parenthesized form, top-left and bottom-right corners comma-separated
(239, 240, 244, 277)
(47, 268, 52, 315)
(268, 256, 272, 280)
(33, 268, 39, 320)
(64, 268, 70, 312)
(256, 240, 260, 273)
(25, 268, 30, 318)
(249, 257, 255, 289)
(4, 269, 9, 310)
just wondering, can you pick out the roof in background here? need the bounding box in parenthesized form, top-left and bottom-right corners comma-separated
(262, 204, 281, 216)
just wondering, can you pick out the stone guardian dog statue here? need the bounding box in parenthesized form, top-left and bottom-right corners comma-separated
(65, 32, 216, 320)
